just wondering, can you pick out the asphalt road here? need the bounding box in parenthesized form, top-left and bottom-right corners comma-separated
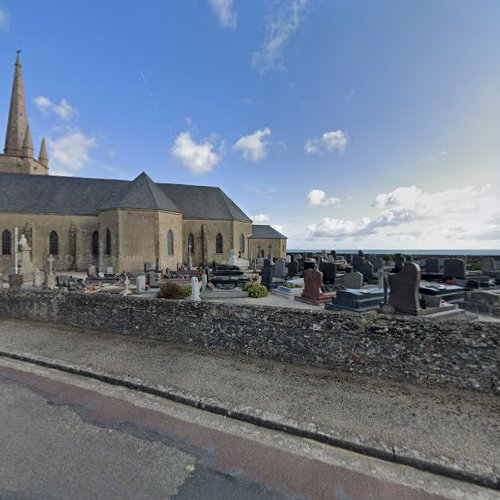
(0, 318, 498, 488)
(0, 357, 494, 500)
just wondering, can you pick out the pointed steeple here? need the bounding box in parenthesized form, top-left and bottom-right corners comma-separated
(38, 138, 49, 168)
(4, 51, 30, 157)
(22, 124, 34, 158)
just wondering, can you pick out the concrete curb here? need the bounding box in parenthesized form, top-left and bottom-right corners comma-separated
(1, 348, 498, 492)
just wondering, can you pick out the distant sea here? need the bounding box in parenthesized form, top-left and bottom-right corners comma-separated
(289, 249, 500, 256)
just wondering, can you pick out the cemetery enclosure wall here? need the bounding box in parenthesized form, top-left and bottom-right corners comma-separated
(0, 211, 98, 273)
(0, 290, 498, 396)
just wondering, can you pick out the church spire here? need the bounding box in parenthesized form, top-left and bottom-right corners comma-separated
(22, 123, 34, 158)
(38, 138, 49, 168)
(4, 51, 30, 157)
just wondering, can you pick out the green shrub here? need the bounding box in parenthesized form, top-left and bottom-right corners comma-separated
(159, 282, 191, 300)
(243, 282, 268, 298)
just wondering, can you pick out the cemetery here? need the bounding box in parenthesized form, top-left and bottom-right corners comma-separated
(1, 229, 500, 323)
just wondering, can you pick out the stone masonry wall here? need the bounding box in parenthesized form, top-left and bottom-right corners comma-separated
(0, 290, 498, 395)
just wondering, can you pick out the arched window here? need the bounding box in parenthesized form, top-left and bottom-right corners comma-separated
(2, 229, 11, 255)
(91, 231, 99, 257)
(187, 233, 194, 255)
(239, 234, 245, 255)
(216, 233, 223, 254)
(105, 229, 111, 256)
(49, 230, 59, 255)
(167, 230, 174, 256)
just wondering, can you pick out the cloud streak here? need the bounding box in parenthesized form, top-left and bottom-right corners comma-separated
(252, 0, 308, 73)
(208, 0, 237, 29)
(33, 96, 75, 121)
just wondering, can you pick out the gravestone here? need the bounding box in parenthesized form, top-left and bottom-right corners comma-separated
(136, 274, 146, 293)
(18, 234, 34, 278)
(443, 258, 466, 280)
(388, 262, 421, 315)
(425, 258, 440, 273)
(287, 261, 299, 279)
(201, 273, 208, 292)
(32, 267, 45, 288)
(121, 275, 130, 296)
(261, 259, 273, 289)
(483, 258, 497, 273)
(352, 255, 364, 272)
(9, 274, 23, 289)
(87, 264, 97, 278)
(359, 261, 374, 281)
(188, 276, 201, 302)
(286, 254, 292, 263)
(297, 267, 334, 305)
(394, 254, 407, 273)
(144, 262, 153, 273)
(331, 250, 337, 260)
(321, 250, 327, 260)
(344, 271, 363, 289)
(320, 262, 336, 285)
(155, 258, 163, 272)
(303, 260, 316, 272)
(371, 257, 384, 272)
(275, 258, 287, 278)
(106, 267, 114, 275)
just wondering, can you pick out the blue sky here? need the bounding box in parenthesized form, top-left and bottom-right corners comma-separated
(0, 0, 499, 249)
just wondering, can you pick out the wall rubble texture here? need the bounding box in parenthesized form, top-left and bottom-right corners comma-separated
(0, 290, 498, 395)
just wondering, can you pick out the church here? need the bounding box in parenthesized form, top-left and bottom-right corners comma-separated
(0, 54, 287, 275)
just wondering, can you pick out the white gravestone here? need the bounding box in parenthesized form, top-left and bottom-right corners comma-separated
(188, 276, 201, 302)
(136, 275, 146, 293)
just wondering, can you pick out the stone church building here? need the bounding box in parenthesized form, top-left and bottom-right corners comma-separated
(0, 53, 287, 274)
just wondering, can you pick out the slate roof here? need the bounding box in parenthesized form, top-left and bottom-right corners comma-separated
(0, 171, 251, 221)
(99, 172, 180, 213)
(249, 225, 287, 239)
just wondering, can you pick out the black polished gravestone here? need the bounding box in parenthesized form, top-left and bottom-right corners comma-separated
(443, 258, 466, 280)
(303, 261, 316, 272)
(388, 262, 422, 315)
(394, 253, 407, 273)
(287, 261, 300, 279)
(352, 255, 364, 272)
(261, 259, 273, 289)
(359, 261, 374, 282)
(320, 262, 336, 285)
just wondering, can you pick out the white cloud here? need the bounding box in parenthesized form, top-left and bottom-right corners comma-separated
(33, 96, 75, 121)
(307, 184, 498, 245)
(233, 128, 271, 161)
(208, 0, 237, 29)
(307, 189, 341, 207)
(305, 130, 348, 155)
(47, 130, 97, 172)
(171, 132, 221, 174)
(252, 0, 308, 73)
(0, 7, 9, 30)
(251, 213, 271, 223)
